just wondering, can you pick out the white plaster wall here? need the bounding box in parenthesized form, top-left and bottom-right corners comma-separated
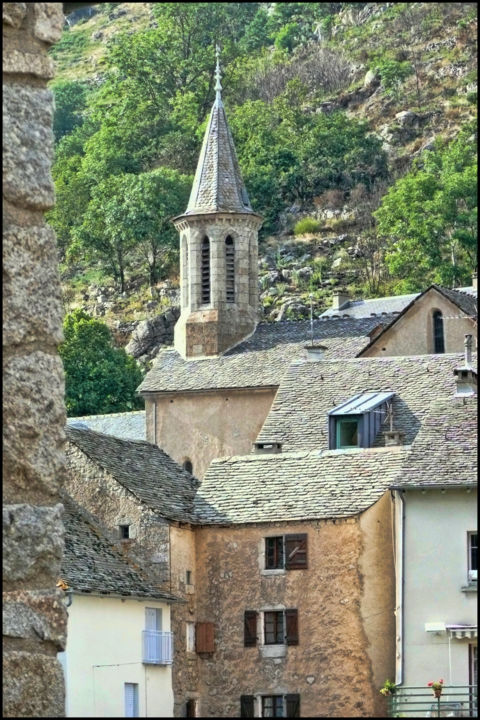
(402, 488, 477, 687)
(61, 595, 174, 717)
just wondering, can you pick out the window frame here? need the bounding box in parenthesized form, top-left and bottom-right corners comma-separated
(261, 695, 284, 718)
(119, 524, 130, 540)
(468, 531, 477, 581)
(265, 536, 284, 570)
(335, 415, 361, 449)
(124, 683, 139, 718)
(264, 610, 284, 645)
(264, 534, 308, 571)
(433, 309, 445, 354)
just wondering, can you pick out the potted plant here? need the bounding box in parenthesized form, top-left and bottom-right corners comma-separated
(380, 679, 397, 696)
(427, 679, 444, 698)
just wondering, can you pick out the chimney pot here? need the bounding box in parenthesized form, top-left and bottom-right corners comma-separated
(252, 442, 282, 454)
(383, 429, 405, 447)
(331, 289, 350, 311)
(304, 344, 327, 361)
(464, 334, 473, 367)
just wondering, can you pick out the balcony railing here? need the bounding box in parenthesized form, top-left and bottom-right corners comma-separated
(142, 630, 173, 665)
(388, 686, 477, 718)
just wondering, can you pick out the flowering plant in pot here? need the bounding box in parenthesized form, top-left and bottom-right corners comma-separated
(427, 679, 444, 698)
(380, 679, 397, 696)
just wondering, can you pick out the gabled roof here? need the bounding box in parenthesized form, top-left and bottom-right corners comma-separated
(138, 315, 396, 393)
(182, 94, 255, 216)
(320, 292, 419, 319)
(256, 354, 476, 452)
(66, 426, 198, 523)
(391, 395, 477, 489)
(67, 410, 145, 441)
(60, 492, 181, 601)
(357, 284, 477, 357)
(194, 447, 408, 525)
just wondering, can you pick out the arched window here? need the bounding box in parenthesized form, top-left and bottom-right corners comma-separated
(183, 459, 193, 475)
(433, 310, 445, 353)
(201, 237, 210, 304)
(225, 236, 235, 303)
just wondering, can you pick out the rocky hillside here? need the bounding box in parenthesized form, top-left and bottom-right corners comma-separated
(50, 2, 477, 363)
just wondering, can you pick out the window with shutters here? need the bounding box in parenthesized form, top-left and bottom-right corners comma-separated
(264, 534, 307, 571)
(240, 694, 301, 718)
(124, 683, 139, 718)
(244, 609, 298, 647)
(195, 621, 215, 653)
(225, 236, 235, 303)
(201, 237, 210, 304)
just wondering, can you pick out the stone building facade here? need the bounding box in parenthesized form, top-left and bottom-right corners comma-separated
(3, 3, 68, 716)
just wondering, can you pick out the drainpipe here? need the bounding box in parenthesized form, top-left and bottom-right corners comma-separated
(394, 489, 405, 687)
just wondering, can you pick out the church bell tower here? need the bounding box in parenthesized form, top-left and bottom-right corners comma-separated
(172, 47, 263, 359)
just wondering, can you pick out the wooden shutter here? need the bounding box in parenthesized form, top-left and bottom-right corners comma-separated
(195, 621, 215, 653)
(285, 609, 298, 645)
(244, 610, 257, 647)
(124, 683, 138, 718)
(240, 695, 255, 718)
(285, 534, 308, 570)
(286, 694, 301, 717)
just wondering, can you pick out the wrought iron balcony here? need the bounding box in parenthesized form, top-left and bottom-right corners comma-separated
(387, 685, 477, 717)
(142, 630, 173, 665)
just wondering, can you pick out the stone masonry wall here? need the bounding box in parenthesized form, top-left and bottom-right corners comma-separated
(3, 3, 68, 716)
(194, 517, 392, 718)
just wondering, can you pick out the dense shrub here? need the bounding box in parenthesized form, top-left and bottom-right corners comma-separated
(294, 217, 322, 235)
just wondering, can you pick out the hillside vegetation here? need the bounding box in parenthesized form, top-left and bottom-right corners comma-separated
(48, 2, 477, 335)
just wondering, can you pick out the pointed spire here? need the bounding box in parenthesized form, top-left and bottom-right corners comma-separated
(183, 45, 254, 216)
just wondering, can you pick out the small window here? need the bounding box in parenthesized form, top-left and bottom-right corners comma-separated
(265, 534, 308, 570)
(265, 537, 284, 569)
(262, 696, 284, 718)
(335, 416, 360, 449)
(186, 570, 192, 585)
(433, 310, 445, 353)
(201, 237, 210, 304)
(186, 699, 196, 718)
(124, 683, 139, 718)
(225, 236, 235, 303)
(119, 524, 130, 540)
(183, 459, 193, 475)
(264, 611, 284, 645)
(468, 532, 477, 581)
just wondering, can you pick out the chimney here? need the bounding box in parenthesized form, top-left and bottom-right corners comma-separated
(472, 272, 477, 291)
(252, 442, 282, 454)
(331, 289, 350, 311)
(453, 334, 477, 397)
(304, 344, 327, 361)
(383, 429, 406, 447)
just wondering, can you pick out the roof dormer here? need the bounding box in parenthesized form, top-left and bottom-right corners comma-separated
(328, 391, 394, 450)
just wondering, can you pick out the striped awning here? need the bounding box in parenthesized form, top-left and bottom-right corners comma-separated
(446, 624, 477, 639)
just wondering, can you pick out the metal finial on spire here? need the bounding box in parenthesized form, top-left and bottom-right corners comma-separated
(215, 44, 222, 102)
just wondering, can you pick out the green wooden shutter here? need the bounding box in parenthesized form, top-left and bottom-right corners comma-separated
(244, 610, 257, 646)
(285, 534, 308, 569)
(285, 609, 298, 645)
(240, 695, 255, 718)
(286, 693, 300, 717)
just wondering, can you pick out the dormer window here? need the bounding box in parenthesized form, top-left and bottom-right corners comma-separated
(328, 391, 394, 450)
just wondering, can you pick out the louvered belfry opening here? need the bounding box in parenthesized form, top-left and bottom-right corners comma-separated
(225, 235, 235, 303)
(201, 237, 210, 304)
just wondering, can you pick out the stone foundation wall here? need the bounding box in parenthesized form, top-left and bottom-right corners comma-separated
(3, 3, 68, 716)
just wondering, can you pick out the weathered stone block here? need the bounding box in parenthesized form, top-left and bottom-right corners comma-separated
(3, 84, 55, 209)
(3, 589, 67, 648)
(3, 224, 63, 347)
(3, 504, 64, 586)
(3, 352, 66, 503)
(2, 48, 55, 78)
(2, 651, 65, 717)
(33, 3, 65, 44)
(2, 2, 27, 28)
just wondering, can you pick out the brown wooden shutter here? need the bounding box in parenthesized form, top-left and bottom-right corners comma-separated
(195, 621, 215, 653)
(285, 609, 298, 645)
(240, 695, 255, 718)
(286, 694, 301, 717)
(244, 610, 257, 646)
(285, 533, 308, 570)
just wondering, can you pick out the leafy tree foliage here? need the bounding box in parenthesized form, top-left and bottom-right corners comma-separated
(51, 80, 88, 142)
(60, 310, 144, 416)
(375, 123, 477, 290)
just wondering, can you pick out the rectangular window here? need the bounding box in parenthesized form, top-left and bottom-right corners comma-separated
(186, 699, 196, 718)
(244, 611, 258, 647)
(336, 417, 360, 449)
(264, 611, 284, 645)
(262, 696, 283, 718)
(124, 683, 139, 718)
(186, 570, 192, 585)
(119, 524, 130, 539)
(145, 607, 162, 632)
(265, 535, 307, 570)
(468, 532, 477, 581)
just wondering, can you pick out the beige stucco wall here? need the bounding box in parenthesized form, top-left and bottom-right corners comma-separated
(146, 388, 277, 479)
(60, 595, 173, 717)
(194, 511, 394, 717)
(362, 289, 477, 357)
(398, 488, 477, 688)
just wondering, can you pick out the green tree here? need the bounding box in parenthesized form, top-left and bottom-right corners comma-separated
(51, 80, 88, 142)
(374, 124, 477, 289)
(60, 310, 144, 416)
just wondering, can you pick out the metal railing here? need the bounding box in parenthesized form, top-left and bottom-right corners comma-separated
(142, 630, 173, 665)
(388, 686, 477, 718)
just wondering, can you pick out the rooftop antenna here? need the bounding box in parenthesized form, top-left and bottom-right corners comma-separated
(309, 293, 314, 346)
(215, 44, 222, 103)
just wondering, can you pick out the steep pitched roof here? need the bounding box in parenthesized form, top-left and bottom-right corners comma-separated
(357, 284, 477, 357)
(392, 395, 477, 489)
(67, 410, 145, 441)
(194, 447, 407, 524)
(256, 354, 476, 451)
(60, 492, 181, 601)
(138, 315, 396, 393)
(66, 426, 198, 523)
(182, 95, 254, 216)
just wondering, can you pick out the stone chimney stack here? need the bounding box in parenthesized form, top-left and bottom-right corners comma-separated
(453, 334, 477, 397)
(331, 289, 350, 311)
(304, 344, 327, 361)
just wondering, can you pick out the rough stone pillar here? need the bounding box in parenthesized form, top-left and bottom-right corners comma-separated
(3, 3, 68, 717)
